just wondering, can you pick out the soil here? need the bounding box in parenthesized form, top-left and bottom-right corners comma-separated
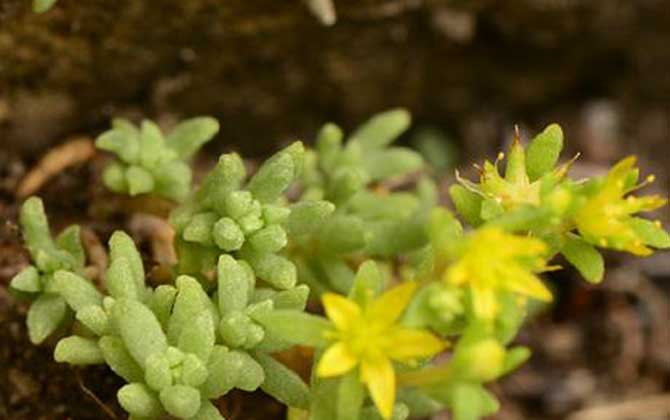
(3, 1, 670, 419)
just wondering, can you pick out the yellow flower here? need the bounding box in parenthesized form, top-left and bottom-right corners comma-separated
(445, 227, 552, 318)
(316, 282, 447, 419)
(575, 156, 667, 256)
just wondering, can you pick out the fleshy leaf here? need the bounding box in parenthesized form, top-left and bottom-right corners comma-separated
(562, 236, 604, 283)
(27, 294, 68, 344)
(252, 310, 330, 347)
(166, 117, 219, 159)
(118, 383, 164, 419)
(253, 352, 311, 409)
(526, 123, 564, 181)
(54, 336, 104, 365)
(350, 108, 411, 151)
(113, 299, 168, 368)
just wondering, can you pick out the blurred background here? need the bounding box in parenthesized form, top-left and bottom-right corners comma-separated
(2, 0, 670, 419)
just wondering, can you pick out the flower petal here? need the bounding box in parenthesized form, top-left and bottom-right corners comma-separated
(384, 327, 447, 362)
(502, 267, 553, 302)
(360, 356, 395, 420)
(316, 342, 358, 377)
(471, 284, 497, 319)
(322, 293, 361, 331)
(365, 281, 417, 326)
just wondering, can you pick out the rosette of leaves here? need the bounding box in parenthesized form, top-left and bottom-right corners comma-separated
(171, 141, 333, 290)
(294, 109, 435, 294)
(9, 197, 91, 344)
(449, 125, 670, 285)
(96, 117, 219, 202)
(51, 237, 272, 419)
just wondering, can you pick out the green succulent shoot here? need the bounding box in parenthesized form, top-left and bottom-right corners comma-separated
(13, 110, 670, 420)
(171, 141, 333, 289)
(449, 124, 568, 226)
(96, 117, 219, 202)
(55, 243, 311, 419)
(10, 197, 91, 344)
(293, 109, 435, 295)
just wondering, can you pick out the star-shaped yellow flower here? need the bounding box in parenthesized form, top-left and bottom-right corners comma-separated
(445, 227, 552, 318)
(316, 282, 447, 419)
(575, 156, 667, 256)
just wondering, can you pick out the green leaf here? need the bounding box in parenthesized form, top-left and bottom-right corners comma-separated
(148, 285, 177, 329)
(118, 383, 164, 419)
(326, 169, 367, 204)
(526, 123, 564, 181)
(252, 310, 330, 347)
(181, 353, 209, 387)
(76, 305, 109, 336)
(364, 147, 424, 181)
(191, 400, 225, 420)
(197, 153, 246, 205)
(269, 285, 310, 310)
(480, 198, 505, 221)
(10, 266, 41, 293)
(253, 352, 311, 409)
(96, 128, 140, 164)
(248, 224, 288, 253)
(234, 351, 265, 391)
(168, 276, 212, 344)
(178, 311, 215, 363)
(106, 257, 140, 300)
(248, 143, 302, 203)
(318, 215, 368, 254)
(336, 370, 364, 420)
(166, 117, 219, 159)
(113, 299, 168, 368)
(562, 236, 604, 283)
(138, 120, 166, 169)
(145, 352, 172, 391)
(502, 346, 531, 375)
(33, 0, 58, 13)
(364, 219, 428, 257)
(349, 260, 383, 306)
(630, 218, 670, 249)
(153, 160, 192, 202)
(20, 197, 55, 259)
(126, 166, 155, 196)
(202, 346, 241, 398)
(53, 270, 103, 311)
(102, 163, 128, 193)
(213, 217, 245, 251)
(183, 212, 219, 246)
(56, 225, 85, 268)
(109, 231, 145, 293)
(218, 255, 252, 314)
(350, 108, 411, 151)
(241, 249, 297, 290)
(27, 294, 67, 344)
(99, 335, 145, 383)
(287, 201, 335, 236)
(449, 185, 483, 226)
(316, 123, 343, 173)
(54, 336, 104, 365)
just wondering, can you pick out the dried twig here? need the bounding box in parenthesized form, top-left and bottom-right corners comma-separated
(16, 138, 96, 198)
(75, 370, 118, 420)
(567, 394, 670, 420)
(81, 227, 109, 285)
(129, 213, 177, 266)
